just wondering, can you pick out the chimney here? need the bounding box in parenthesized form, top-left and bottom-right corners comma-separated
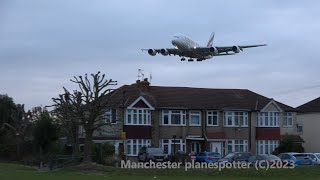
(136, 78, 150, 92)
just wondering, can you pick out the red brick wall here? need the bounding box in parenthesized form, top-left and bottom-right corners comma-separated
(123, 125, 152, 139)
(256, 128, 280, 140)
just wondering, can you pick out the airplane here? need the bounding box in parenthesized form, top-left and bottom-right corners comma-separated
(142, 32, 266, 62)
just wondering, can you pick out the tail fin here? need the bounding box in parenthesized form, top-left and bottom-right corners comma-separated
(206, 32, 215, 47)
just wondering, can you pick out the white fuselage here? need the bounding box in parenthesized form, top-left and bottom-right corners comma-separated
(171, 34, 200, 50)
(171, 34, 212, 59)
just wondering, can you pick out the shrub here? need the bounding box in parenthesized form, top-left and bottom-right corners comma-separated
(272, 135, 304, 155)
(92, 142, 115, 165)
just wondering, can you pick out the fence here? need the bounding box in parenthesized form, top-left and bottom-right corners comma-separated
(48, 155, 82, 170)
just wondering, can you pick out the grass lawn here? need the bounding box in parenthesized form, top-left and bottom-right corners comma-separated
(1, 163, 320, 180)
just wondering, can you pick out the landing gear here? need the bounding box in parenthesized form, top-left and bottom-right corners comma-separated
(188, 59, 194, 62)
(197, 59, 203, 62)
(181, 58, 185, 61)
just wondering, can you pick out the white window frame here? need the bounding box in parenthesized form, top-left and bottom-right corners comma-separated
(207, 111, 219, 126)
(161, 110, 186, 126)
(189, 111, 201, 126)
(223, 111, 248, 127)
(297, 123, 303, 133)
(256, 140, 279, 155)
(256, 112, 280, 127)
(125, 108, 151, 125)
(283, 112, 293, 127)
(103, 109, 117, 124)
(227, 140, 248, 153)
(160, 139, 186, 154)
(126, 139, 151, 156)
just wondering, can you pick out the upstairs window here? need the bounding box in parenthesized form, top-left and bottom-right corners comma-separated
(223, 111, 248, 127)
(257, 112, 279, 127)
(126, 109, 151, 125)
(283, 112, 293, 127)
(297, 123, 303, 133)
(189, 111, 201, 126)
(104, 109, 117, 124)
(207, 111, 219, 126)
(161, 110, 186, 126)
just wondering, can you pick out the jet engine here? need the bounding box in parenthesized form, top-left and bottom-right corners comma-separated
(232, 46, 241, 53)
(148, 49, 157, 56)
(209, 47, 218, 54)
(160, 48, 169, 56)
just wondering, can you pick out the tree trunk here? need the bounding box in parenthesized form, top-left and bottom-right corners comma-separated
(70, 126, 80, 156)
(83, 131, 93, 163)
(16, 139, 21, 160)
(71, 139, 80, 156)
(39, 146, 43, 169)
(16, 136, 24, 160)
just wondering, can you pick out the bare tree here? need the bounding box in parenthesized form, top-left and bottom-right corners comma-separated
(53, 72, 117, 163)
(52, 88, 82, 156)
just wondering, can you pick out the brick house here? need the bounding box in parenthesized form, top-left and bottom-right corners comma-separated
(95, 79, 301, 159)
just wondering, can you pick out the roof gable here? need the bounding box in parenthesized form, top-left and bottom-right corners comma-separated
(127, 96, 155, 110)
(261, 100, 283, 112)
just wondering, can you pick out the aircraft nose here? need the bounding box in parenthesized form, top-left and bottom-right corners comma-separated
(171, 38, 178, 46)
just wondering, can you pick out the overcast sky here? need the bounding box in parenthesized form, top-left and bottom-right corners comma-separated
(1, 0, 320, 110)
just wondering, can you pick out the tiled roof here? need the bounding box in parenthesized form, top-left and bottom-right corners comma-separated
(297, 97, 320, 113)
(107, 83, 295, 111)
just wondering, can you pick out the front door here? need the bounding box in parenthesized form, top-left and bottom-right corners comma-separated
(210, 142, 222, 155)
(191, 142, 201, 154)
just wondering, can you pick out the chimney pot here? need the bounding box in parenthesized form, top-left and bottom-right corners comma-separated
(135, 78, 150, 92)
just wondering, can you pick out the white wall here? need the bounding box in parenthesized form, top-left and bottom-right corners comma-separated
(298, 113, 320, 152)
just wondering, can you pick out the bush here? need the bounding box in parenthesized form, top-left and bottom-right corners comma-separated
(272, 135, 304, 155)
(49, 140, 64, 154)
(92, 142, 115, 165)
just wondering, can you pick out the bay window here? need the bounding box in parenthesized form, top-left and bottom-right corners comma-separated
(126, 109, 151, 125)
(257, 112, 279, 127)
(227, 140, 248, 153)
(126, 139, 151, 156)
(256, 140, 279, 155)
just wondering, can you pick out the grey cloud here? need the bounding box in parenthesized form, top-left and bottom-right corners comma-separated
(1, 0, 320, 109)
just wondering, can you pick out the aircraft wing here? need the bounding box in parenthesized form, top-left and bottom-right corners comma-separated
(216, 44, 267, 53)
(142, 48, 183, 56)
